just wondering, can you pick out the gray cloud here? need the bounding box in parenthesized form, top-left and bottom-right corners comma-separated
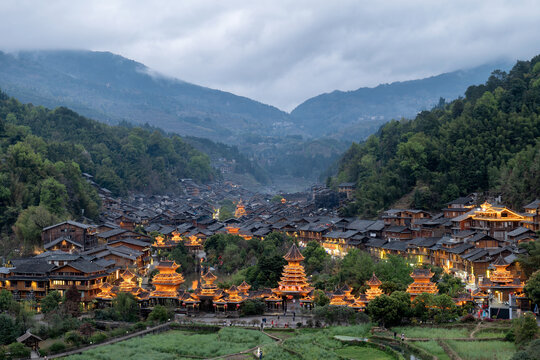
(1, 0, 539, 111)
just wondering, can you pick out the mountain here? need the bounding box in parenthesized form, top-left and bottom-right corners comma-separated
(0, 50, 291, 143)
(291, 62, 513, 140)
(0, 91, 216, 197)
(333, 56, 540, 218)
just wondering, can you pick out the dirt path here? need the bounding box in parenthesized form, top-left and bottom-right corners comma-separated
(469, 322, 483, 339)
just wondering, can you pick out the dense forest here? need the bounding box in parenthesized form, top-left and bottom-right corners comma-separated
(0, 92, 215, 196)
(0, 91, 216, 252)
(333, 55, 540, 218)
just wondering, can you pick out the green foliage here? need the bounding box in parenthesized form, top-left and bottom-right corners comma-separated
(168, 243, 196, 274)
(313, 305, 370, 326)
(511, 339, 540, 360)
(40, 290, 62, 314)
(335, 56, 540, 216)
(48, 342, 67, 353)
(65, 330, 84, 346)
(302, 241, 330, 274)
(519, 239, 540, 278)
(511, 314, 538, 346)
(366, 294, 401, 327)
(437, 273, 465, 297)
(524, 269, 540, 305)
(7, 342, 30, 359)
(314, 289, 330, 307)
(64, 328, 273, 359)
(147, 305, 170, 323)
(338, 249, 374, 289)
(241, 299, 265, 316)
(112, 293, 139, 322)
(0, 291, 13, 312)
(14, 206, 59, 250)
(0, 315, 18, 346)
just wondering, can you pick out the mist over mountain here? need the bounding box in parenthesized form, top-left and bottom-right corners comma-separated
(290, 61, 513, 141)
(0, 50, 291, 143)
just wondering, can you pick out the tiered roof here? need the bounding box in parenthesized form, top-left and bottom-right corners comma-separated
(273, 244, 313, 297)
(365, 273, 383, 301)
(406, 269, 438, 299)
(329, 288, 348, 306)
(150, 261, 185, 299)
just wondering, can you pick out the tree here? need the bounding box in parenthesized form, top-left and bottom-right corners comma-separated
(512, 313, 538, 346)
(366, 294, 401, 327)
(39, 178, 68, 216)
(519, 240, 540, 278)
(7, 342, 30, 359)
(313, 289, 330, 307)
(302, 242, 329, 274)
(41, 290, 62, 314)
(113, 292, 138, 322)
(241, 299, 265, 316)
(63, 285, 81, 317)
(148, 305, 169, 323)
(437, 273, 465, 297)
(0, 290, 13, 312)
(511, 339, 540, 360)
(13, 206, 58, 249)
(0, 314, 18, 345)
(390, 291, 412, 319)
(412, 293, 435, 321)
(524, 270, 540, 306)
(338, 249, 374, 289)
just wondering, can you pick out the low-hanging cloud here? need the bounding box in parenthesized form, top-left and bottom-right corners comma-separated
(1, 0, 539, 111)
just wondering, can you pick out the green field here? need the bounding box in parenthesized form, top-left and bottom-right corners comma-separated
(65, 328, 273, 360)
(446, 340, 516, 360)
(335, 346, 394, 360)
(412, 340, 451, 360)
(391, 326, 470, 339)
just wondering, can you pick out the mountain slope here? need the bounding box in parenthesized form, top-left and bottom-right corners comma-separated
(0, 50, 290, 142)
(333, 56, 540, 217)
(291, 62, 513, 140)
(0, 92, 215, 196)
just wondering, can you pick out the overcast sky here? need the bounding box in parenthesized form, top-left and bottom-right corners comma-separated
(1, 1, 540, 111)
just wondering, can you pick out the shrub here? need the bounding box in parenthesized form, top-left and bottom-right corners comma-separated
(148, 305, 169, 323)
(89, 332, 108, 344)
(7, 342, 31, 359)
(512, 314, 538, 346)
(460, 314, 477, 323)
(65, 330, 84, 346)
(241, 299, 265, 316)
(48, 341, 66, 353)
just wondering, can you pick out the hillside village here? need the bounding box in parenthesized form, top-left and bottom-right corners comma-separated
(1, 174, 538, 319)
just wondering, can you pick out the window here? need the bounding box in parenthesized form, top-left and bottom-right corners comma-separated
(25, 281, 32, 288)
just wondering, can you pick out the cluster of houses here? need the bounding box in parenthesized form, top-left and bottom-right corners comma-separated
(0, 176, 537, 312)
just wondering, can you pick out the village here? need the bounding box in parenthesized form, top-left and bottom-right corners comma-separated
(1, 175, 538, 320)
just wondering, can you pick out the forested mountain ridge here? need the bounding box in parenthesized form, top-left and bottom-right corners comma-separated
(0, 50, 290, 143)
(333, 56, 540, 218)
(291, 62, 512, 141)
(0, 91, 216, 195)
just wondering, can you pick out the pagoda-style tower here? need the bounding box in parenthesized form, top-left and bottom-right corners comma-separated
(185, 235, 203, 251)
(234, 201, 246, 218)
(117, 269, 149, 301)
(406, 269, 438, 300)
(152, 235, 173, 250)
(238, 281, 251, 295)
(478, 255, 524, 302)
(171, 231, 182, 243)
(329, 288, 348, 306)
(488, 255, 513, 283)
(349, 293, 368, 311)
(273, 244, 313, 297)
(340, 284, 355, 302)
(365, 273, 383, 301)
(150, 261, 185, 301)
(96, 282, 115, 300)
(198, 271, 221, 299)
